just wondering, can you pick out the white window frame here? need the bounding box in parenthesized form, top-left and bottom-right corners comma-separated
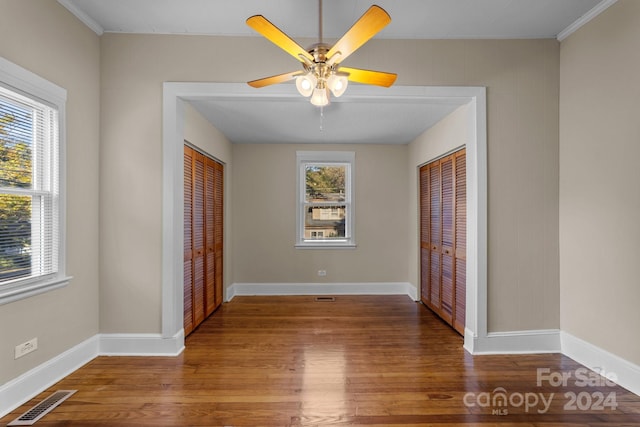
(296, 151, 355, 248)
(0, 57, 70, 305)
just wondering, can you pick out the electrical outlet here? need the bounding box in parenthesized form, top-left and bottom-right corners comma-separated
(15, 337, 38, 359)
(317, 270, 327, 277)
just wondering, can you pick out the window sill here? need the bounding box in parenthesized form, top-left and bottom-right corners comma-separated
(0, 275, 73, 306)
(295, 243, 357, 250)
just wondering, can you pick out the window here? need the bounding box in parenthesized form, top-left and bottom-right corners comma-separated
(296, 151, 355, 248)
(0, 57, 69, 305)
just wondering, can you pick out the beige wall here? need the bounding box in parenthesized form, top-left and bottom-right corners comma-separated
(184, 103, 232, 164)
(409, 98, 559, 332)
(407, 104, 469, 293)
(0, 1, 100, 383)
(231, 143, 409, 283)
(468, 40, 560, 332)
(183, 103, 233, 293)
(99, 33, 560, 334)
(560, 0, 640, 364)
(356, 39, 560, 332)
(99, 34, 265, 333)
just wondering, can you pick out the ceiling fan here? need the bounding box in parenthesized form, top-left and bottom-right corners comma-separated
(246, 0, 397, 107)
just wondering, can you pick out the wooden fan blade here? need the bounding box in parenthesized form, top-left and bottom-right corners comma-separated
(248, 71, 301, 88)
(247, 15, 314, 63)
(326, 5, 391, 65)
(340, 67, 397, 87)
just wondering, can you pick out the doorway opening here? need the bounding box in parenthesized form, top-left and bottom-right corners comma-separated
(183, 144, 224, 336)
(162, 83, 487, 353)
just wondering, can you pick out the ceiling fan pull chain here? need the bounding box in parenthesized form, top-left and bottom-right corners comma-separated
(319, 106, 324, 132)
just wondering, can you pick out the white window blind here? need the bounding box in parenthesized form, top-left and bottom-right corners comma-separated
(0, 56, 69, 305)
(0, 86, 59, 284)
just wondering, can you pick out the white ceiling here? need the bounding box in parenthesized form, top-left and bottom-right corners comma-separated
(58, 0, 614, 144)
(59, 0, 607, 39)
(188, 85, 469, 145)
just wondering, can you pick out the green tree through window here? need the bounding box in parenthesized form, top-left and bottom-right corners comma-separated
(0, 103, 33, 281)
(306, 166, 346, 201)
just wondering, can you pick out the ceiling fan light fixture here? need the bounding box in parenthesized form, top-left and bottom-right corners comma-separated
(296, 73, 316, 97)
(310, 86, 330, 107)
(246, 3, 396, 107)
(327, 73, 348, 97)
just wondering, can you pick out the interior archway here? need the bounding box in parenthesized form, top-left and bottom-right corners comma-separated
(162, 83, 487, 353)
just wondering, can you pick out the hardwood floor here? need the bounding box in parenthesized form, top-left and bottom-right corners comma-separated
(3, 295, 640, 426)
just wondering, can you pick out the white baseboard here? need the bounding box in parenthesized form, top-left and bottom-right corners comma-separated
(470, 329, 562, 355)
(3, 317, 639, 419)
(0, 335, 99, 418)
(0, 331, 185, 417)
(98, 331, 185, 356)
(463, 327, 476, 354)
(227, 282, 417, 301)
(561, 331, 640, 396)
(405, 283, 418, 301)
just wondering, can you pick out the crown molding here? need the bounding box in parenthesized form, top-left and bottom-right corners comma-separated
(557, 0, 617, 42)
(57, 0, 104, 36)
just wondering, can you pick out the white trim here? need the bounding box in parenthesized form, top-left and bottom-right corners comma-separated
(463, 90, 487, 353)
(463, 328, 476, 353)
(296, 150, 355, 248)
(0, 332, 185, 417)
(0, 57, 70, 306)
(99, 332, 185, 356)
(295, 151, 355, 162)
(561, 331, 640, 396)
(405, 283, 418, 301)
(227, 282, 417, 301)
(56, 0, 104, 35)
(557, 0, 618, 41)
(294, 244, 357, 249)
(0, 335, 99, 418)
(469, 329, 561, 355)
(0, 276, 72, 306)
(0, 57, 66, 105)
(161, 85, 184, 340)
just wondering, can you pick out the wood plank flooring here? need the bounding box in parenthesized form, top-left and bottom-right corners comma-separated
(2, 295, 640, 426)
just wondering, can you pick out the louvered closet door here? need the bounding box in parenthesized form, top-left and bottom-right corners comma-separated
(419, 166, 430, 307)
(429, 161, 441, 311)
(213, 161, 224, 309)
(419, 148, 466, 335)
(184, 145, 224, 336)
(440, 156, 454, 324)
(453, 150, 466, 334)
(184, 147, 194, 336)
(192, 151, 206, 327)
(204, 158, 216, 316)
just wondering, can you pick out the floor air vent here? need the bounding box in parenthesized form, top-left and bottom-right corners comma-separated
(8, 390, 76, 426)
(314, 296, 336, 302)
